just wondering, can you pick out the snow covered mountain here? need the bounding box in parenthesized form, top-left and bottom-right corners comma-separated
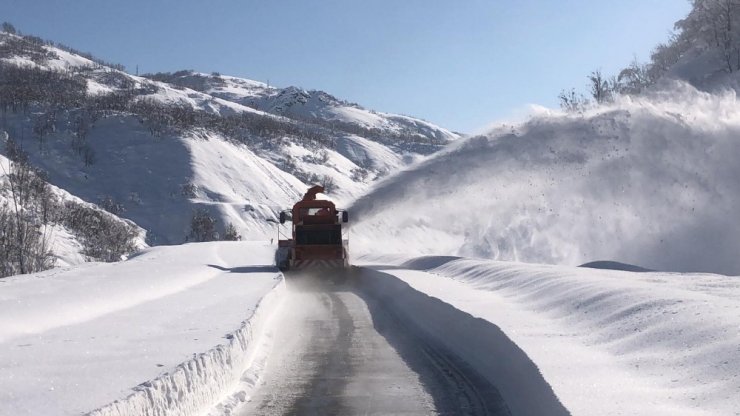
(146, 70, 459, 152)
(350, 82, 740, 276)
(0, 30, 458, 254)
(0, 143, 146, 274)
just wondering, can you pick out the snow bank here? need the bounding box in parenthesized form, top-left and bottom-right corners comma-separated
(0, 242, 282, 416)
(351, 82, 740, 275)
(355, 266, 569, 416)
(88, 283, 283, 416)
(358, 255, 740, 415)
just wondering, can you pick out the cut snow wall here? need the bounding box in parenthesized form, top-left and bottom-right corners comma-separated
(392, 255, 740, 415)
(86, 281, 285, 416)
(355, 267, 570, 416)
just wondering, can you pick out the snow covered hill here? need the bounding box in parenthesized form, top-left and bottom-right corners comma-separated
(0, 30, 457, 250)
(146, 70, 460, 152)
(350, 82, 740, 275)
(0, 242, 281, 416)
(0, 146, 146, 272)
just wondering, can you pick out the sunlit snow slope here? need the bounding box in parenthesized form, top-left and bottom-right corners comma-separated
(351, 83, 740, 275)
(0, 31, 456, 245)
(152, 71, 460, 148)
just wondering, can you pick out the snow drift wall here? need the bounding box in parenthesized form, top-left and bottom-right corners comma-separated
(361, 255, 740, 415)
(355, 267, 569, 416)
(86, 282, 284, 416)
(351, 82, 740, 275)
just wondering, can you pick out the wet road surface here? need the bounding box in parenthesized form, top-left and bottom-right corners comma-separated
(233, 276, 510, 416)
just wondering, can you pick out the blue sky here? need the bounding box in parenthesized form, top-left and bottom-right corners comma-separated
(1, 0, 689, 133)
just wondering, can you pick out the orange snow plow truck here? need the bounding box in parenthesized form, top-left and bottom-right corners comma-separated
(275, 185, 349, 271)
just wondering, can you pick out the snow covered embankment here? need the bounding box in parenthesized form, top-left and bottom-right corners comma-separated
(356, 265, 568, 416)
(358, 255, 740, 416)
(0, 242, 283, 416)
(89, 286, 283, 416)
(350, 83, 740, 275)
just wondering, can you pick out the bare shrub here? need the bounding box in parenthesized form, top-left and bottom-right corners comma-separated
(222, 223, 241, 241)
(98, 195, 125, 216)
(63, 202, 139, 262)
(189, 208, 218, 242)
(181, 182, 198, 198)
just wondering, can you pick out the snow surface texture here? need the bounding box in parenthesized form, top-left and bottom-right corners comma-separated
(0, 241, 282, 416)
(5, 239, 737, 415)
(358, 254, 740, 416)
(351, 82, 740, 275)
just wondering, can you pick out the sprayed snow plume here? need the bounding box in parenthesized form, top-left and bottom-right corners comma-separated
(352, 82, 740, 275)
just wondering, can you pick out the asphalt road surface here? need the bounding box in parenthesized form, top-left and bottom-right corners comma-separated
(234, 274, 510, 416)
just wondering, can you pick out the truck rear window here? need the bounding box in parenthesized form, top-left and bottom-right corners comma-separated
(295, 226, 341, 245)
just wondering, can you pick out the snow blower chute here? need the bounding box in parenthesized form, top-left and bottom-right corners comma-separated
(275, 185, 349, 271)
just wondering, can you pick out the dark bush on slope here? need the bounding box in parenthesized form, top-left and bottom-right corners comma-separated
(189, 208, 218, 242)
(0, 62, 87, 113)
(63, 202, 139, 262)
(1, 137, 140, 276)
(0, 139, 55, 277)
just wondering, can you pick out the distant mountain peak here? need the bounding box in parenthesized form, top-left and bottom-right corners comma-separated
(0, 28, 458, 265)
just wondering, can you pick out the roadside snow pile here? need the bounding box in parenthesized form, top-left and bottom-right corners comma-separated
(0, 241, 282, 416)
(351, 82, 740, 275)
(358, 255, 740, 416)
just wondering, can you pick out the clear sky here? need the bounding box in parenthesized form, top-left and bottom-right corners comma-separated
(1, 0, 690, 133)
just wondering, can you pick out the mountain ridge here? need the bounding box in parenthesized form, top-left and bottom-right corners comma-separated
(0, 29, 458, 268)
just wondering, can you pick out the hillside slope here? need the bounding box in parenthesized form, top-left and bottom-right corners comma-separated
(147, 71, 459, 152)
(0, 31, 457, 245)
(351, 82, 740, 275)
(0, 146, 146, 271)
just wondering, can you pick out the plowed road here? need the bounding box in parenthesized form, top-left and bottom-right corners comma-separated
(234, 274, 510, 416)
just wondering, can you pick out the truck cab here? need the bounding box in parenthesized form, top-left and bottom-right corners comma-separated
(276, 185, 349, 271)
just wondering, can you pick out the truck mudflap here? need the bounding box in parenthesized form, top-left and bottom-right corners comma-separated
(275, 246, 291, 271)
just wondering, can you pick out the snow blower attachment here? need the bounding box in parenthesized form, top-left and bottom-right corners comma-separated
(275, 185, 349, 271)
